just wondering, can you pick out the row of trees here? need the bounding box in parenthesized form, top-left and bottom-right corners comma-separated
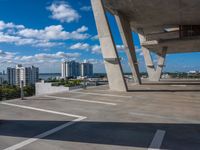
(51, 79, 82, 87)
(0, 85, 35, 100)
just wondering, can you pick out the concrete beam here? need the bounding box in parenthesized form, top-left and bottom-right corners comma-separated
(142, 36, 200, 54)
(91, 0, 127, 91)
(146, 31, 179, 41)
(115, 12, 141, 84)
(142, 47, 167, 81)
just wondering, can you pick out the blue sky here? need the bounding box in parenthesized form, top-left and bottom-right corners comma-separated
(0, 0, 199, 73)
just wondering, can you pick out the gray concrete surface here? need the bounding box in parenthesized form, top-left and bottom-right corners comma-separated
(1, 82, 200, 150)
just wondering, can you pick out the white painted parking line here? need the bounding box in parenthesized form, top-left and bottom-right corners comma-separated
(3, 117, 86, 150)
(1, 102, 83, 118)
(45, 95, 117, 106)
(70, 91, 132, 98)
(1, 102, 87, 150)
(148, 130, 166, 150)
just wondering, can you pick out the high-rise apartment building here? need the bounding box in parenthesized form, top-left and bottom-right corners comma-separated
(61, 61, 67, 78)
(7, 65, 39, 86)
(67, 61, 80, 77)
(7, 67, 16, 85)
(61, 61, 80, 78)
(80, 61, 93, 77)
(61, 61, 93, 78)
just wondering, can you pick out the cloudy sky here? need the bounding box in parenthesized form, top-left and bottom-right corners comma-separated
(0, 0, 199, 73)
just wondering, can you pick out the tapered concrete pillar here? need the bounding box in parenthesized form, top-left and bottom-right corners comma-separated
(91, 0, 127, 91)
(142, 47, 167, 81)
(154, 47, 167, 81)
(142, 47, 156, 81)
(115, 12, 141, 84)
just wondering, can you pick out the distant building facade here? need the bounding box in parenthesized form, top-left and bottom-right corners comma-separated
(61, 61, 67, 78)
(61, 61, 93, 78)
(7, 67, 16, 85)
(0, 75, 7, 85)
(66, 61, 80, 77)
(7, 64, 39, 86)
(80, 62, 93, 77)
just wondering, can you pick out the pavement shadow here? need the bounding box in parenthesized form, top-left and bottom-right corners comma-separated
(0, 120, 200, 149)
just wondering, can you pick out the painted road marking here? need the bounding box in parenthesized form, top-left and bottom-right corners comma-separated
(1, 102, 87, 150)
(3, 117, 86, 150)
(45, 95, 117, 106)
(148, 130, 166, 150)
(1, 102, 83, 118)
(70, 91, 132, 99)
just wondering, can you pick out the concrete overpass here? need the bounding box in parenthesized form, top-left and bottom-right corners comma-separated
(91, 0, 200, 91)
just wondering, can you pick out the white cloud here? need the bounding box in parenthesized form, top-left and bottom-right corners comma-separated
(14, 51, 81, 64)
(0, 21, 24, 30)
(0, 32, 63, 48)
(47, 1, 81, 23)
(0, 50, 16, 61)
(70, 42, 90, 50)
(0, 49, 81, 70)
(91, 44, 125, 54)
(116, 45, 125, 51)
(80, 6, 92, 11)
(0, 32, 21, 43)
(91, 45, 101, 54)
(34, 41, 64, 48)
(0, 20, 90, 48)
(18, 25, 66, 40)
(91, 35, 99, 40)
(76, 25, 88, 32)
(139, 52, 143, 56)
(18, 25, 89, 40)
(86, 58, 101, 64)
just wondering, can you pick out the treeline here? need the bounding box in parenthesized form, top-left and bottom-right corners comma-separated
(49, 79, 82, 87)
(0, 85, 35, 100)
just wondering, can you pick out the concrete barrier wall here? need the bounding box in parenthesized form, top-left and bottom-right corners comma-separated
(35, 82, 82, 96)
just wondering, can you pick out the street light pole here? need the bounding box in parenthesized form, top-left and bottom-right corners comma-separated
(20, 80, 24, 100)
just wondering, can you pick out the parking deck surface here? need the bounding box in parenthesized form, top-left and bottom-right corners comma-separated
(0, 82, 200, 150)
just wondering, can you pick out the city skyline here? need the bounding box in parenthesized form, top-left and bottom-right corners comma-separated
(0, 0, 200, 73)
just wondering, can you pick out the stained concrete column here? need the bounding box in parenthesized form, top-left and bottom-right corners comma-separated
(91, 0, 127, 91)
(142, 47, 167, 81)
(115, 12, 141, 84)
(154, 47, 168, 81)
(142, 47, 156, 81)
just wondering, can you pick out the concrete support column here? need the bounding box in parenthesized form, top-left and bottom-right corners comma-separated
(115, 12, 141, 84)
(154, 47, 168, 81)
(91, 0, 127, 91)
(142, 47, 167, 81)
(142, 47, 156, 81)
